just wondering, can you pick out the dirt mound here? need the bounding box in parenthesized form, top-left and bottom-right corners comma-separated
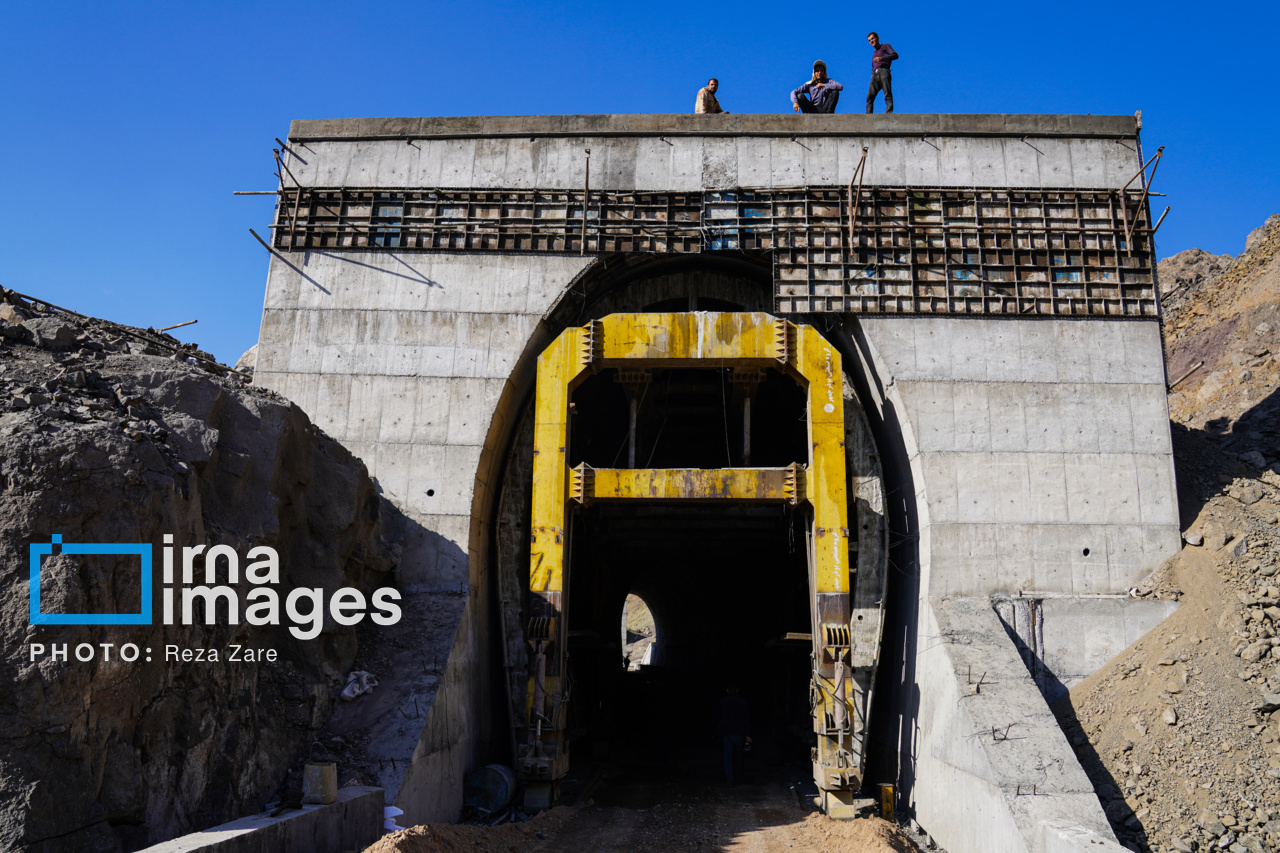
(365, 807, 919, 853)
(747, 812, 921, 852)
(364, 808, 576, 853)
(1057, 501, 1280, 853)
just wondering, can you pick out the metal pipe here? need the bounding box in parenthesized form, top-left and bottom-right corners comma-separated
(1117, 191, 1131, 257)
(1152, 205, 1171, 234)
(581, 149, 590, 255)
(233, 191, 278, 195)
(1122, 146, 1163, 192)
(1126, 147, 1164, 247)
(847, 147, 869, 248)
(274, 148, 303, 187)
(1169, 360, 1204, 389)
(157, 320, 197, 332)
(290, 185, 303, 249)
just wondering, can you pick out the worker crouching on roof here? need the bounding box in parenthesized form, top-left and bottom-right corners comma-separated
(865, 32, 898, 113)
(792, 61, 843, 113)
(695, 78, 728, 114)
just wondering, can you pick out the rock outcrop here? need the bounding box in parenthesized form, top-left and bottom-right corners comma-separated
(0, 292, 399, 852)
(1157, 247, 1233, 296)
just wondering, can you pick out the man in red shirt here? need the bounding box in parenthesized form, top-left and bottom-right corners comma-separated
(866, 32, 899, 114)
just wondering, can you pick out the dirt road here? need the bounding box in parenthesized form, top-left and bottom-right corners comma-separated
(368, 749, 921, 853)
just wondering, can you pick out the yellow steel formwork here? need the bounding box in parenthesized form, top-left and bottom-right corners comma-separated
(522, 312, 859, 810)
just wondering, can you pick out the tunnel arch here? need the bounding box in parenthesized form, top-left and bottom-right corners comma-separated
(470, 255, 893, 808)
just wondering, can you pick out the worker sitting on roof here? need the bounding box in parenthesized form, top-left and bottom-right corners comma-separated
(865, 32, 898, 113)
(695, 78, 728, 114)
(791, 61, 843, 113)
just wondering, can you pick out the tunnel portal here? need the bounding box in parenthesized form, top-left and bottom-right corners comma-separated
(510, 312, 887, 816)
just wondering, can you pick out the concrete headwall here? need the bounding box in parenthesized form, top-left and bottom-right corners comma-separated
(255, 114, 1176, 849)
(848, 315, 1179, 852)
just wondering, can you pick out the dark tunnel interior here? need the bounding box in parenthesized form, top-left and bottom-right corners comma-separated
(554, 361, 821, 779)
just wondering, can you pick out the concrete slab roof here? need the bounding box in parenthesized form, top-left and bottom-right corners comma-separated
(288, 113, 1140, 142)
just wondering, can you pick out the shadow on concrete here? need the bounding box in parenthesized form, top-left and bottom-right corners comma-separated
(835, 318, 924, 819)
(267, 247, 331, 294)
(311, 250, 441, 288)
(1047, 693, 1148, 852)
(995, 607, 1072, 706)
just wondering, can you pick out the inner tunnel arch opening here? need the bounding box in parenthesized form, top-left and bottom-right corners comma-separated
(483, 257, 891, 807)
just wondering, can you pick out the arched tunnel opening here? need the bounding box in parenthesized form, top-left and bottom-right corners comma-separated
(559, 363, 817, 781)
(487, 266, 895, 813)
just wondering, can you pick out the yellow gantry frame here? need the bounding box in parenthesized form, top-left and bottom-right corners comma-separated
(523, 312, 854, 796)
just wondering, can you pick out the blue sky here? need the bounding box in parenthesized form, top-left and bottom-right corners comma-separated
(1, 0, 1276, 364)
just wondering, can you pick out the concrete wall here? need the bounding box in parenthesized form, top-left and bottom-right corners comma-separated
(283, 114, 1141, 192)
(995, 596, 1180, 702)
(859, 315, 1179, 599)
(255, 114, 1174, 849)
(139, 787, 383, 853)
(848, 314, 1180, 852)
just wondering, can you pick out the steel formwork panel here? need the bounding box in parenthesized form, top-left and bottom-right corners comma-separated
(272, 186, 1158, 317)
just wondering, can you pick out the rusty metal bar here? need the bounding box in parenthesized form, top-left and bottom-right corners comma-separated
(274, 148, 302, 187)
(1122, 147, 1162, 192)
(1125, 146, 1164, 248)
(847, 147, 869, 248)
(581, 149, 590, 255)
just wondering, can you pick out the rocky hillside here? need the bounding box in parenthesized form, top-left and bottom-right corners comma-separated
(0, 290, 399, 852)
(1163, 214, 1280, 432)
(1053, 215, 1280, 853)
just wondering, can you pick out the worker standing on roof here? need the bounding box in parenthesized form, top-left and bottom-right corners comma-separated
(791, 61, 843, 113)
(695, 78, 728, 114)
(865, 32, 898, 113)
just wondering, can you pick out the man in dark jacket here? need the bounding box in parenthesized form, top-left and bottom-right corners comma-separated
(714, 684, 752, 785)
(791, 61, 843, 114)
(866, 32, 898, 113)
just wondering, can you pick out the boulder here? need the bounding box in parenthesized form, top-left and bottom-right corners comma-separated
(23, 316, 78, 349)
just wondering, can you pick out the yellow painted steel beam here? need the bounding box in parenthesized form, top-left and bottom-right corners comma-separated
(595, 312, 784, 368)
(571, 464, 806, 505)
(523, 311, 857, 800)
(792, 323, 850, 598)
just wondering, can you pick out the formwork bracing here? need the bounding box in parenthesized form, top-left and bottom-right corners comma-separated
(270, 185, 1158, 317)
(519, 312, 877, 817)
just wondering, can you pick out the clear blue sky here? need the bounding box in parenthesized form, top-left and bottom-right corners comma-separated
(2, 1, 1276, 364)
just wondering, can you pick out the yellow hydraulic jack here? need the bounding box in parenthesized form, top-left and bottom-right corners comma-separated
(521, 312, 861, 814)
